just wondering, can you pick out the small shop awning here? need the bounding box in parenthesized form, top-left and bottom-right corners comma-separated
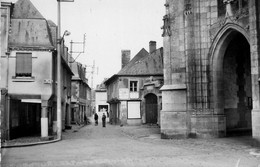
(21, 99, 41, 103)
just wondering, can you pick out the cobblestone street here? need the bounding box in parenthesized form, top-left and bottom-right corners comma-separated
(2, 120, 260, 167)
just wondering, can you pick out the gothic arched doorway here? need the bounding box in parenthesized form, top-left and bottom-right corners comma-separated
(223, 32, 252, 136)
(145, 93, 158, 124)
(211, 27, 252, 136)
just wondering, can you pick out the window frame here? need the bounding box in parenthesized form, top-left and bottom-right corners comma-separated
(129, 80, 138, 92)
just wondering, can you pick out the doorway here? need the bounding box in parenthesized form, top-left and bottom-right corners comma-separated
(222, 32, 252, 136)
(145, 93, 158, 124)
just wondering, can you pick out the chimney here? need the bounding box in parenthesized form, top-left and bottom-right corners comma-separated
(149, 41, 156, 54)
(121, 50, 131, 69)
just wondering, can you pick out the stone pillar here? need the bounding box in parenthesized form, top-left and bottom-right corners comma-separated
(62, 101, 66, 130)
(6, 96, 10, 140)
(120, 101, 127, 125)
(1, 92, 10, 140)
(249, 0, 260, 142)
(65, 99, 71, 129)
(160, 0, 188, 139)
(41, 101, 48, 138)
(53, 104, 57, 134)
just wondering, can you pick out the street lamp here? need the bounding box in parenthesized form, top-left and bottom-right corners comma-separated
(57, 0, 74, 140)
(62, 30, 71, 38)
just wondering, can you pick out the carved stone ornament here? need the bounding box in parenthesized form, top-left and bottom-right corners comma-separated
(162, 14, 171, 37)
(209, 4, 249, 41)
(184, 3, 192, 16)
(223, 0, 235, 17)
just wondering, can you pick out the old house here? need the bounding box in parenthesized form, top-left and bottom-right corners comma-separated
(161, 0, 260, 141)
(95, 80, 109, 120)
(70, 61, 91, 125)
(0, 0, 73, 140)
(105, 41, 163, 126)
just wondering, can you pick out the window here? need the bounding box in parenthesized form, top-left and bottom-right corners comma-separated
(130, 81, 138, 92)
(128, 101, 141, 119)
(16, 53, 32, 77)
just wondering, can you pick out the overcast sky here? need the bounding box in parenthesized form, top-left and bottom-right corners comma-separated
(9, 0, 165, 88)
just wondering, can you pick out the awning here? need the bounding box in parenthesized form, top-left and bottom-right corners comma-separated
(9, 94, 41, 100)
(21, 99, 41, 103)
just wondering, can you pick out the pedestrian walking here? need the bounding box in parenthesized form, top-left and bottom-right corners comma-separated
(94, 113, 98, 126)
(102, 113, 106, 127)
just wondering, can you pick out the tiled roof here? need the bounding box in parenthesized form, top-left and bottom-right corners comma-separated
(12, 0, 44, 19)
(8, 0, 54, 49)
(105, 47, 163, 85)
(118, 47, 163, 75)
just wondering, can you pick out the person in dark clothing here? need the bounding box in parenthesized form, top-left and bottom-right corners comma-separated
(94, 113, 98, 126)
(102, 113, 106, 127)
(107, 111, 109, 118)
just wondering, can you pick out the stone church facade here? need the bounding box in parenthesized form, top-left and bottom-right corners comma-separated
(161, 0, 260, 141)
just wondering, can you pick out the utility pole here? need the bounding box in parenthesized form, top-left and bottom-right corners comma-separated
(86, 60, 98, 89)
(57, 0, 62, 140)
(85, 61, 98, 115)
(56, 0, 74, 140)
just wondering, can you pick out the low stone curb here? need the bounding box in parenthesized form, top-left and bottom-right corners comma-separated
(1, 138, 61, 148)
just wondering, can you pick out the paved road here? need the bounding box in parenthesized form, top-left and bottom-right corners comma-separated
(2, 122, 260, 167)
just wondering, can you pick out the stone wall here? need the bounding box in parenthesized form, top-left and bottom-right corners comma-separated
(161, 0, 260, 139)
(161, 0, 188, 138)
(249, 0, 260, 140)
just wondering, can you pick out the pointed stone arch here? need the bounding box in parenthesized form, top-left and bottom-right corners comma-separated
(209, 23, 252, 136)
(209, 23, 250, 113)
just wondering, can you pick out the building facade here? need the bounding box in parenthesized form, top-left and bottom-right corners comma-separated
(161, 0, 260, 141)
(70, 61, 91, 125)
(0, 0, 73, 140)
(105, 42, 163, 126)
(95, 82, 109, 120)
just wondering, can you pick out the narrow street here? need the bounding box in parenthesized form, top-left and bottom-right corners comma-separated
(2, 120, 260, 167)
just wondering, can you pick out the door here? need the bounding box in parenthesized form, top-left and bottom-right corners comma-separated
(145, 94, 158, 124)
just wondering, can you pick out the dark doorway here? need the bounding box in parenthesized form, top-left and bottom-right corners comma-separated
(10, 100, 41, 139)
(145, 94, 158, 124)
(223, 32, 252, 136)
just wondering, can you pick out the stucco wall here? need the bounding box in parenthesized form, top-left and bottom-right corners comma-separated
(8, 51, 53, 99)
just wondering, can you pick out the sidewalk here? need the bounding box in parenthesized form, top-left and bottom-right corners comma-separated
(1, 124, 86, 148)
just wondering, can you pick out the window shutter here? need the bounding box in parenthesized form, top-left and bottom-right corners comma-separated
(16, 53, 32, 76)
